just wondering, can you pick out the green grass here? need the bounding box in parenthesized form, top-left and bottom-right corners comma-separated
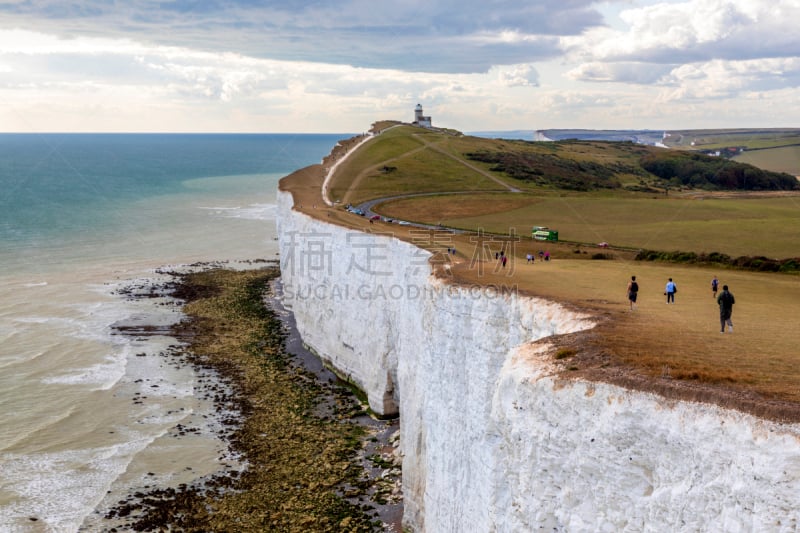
(329, 128, 512, 204)
(377, 193, 800, 258)
(328, 126, 427, 201)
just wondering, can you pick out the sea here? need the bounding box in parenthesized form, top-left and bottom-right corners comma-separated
(0, 133, 347, 532)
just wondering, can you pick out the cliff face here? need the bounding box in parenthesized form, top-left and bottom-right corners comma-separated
(277, 189, 800, 532)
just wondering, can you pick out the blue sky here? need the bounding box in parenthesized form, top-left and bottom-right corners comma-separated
(1, 0, 798, 132)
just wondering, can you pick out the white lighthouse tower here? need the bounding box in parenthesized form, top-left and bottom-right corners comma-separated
(413, 103, 432, 128)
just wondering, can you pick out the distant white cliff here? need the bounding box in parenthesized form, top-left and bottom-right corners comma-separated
(277, 189, 800, 532)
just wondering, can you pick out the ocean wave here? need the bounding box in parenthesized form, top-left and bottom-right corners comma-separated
(198, 202, 277, 221)
(41, 349, 128, 391)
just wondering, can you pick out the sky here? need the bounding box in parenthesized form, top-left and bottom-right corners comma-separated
(0, 0, 798, 133)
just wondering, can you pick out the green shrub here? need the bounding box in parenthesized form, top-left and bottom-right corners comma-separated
(555, 348, 577, 360)
(635, 248, 800, 273)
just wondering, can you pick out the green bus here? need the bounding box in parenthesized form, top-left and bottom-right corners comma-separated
(532, 226, 559, 241)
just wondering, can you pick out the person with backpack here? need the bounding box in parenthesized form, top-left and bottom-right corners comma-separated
(665, 277, 677, 304)
(717, 284, 735, 333)
(627, 275, 639, 311)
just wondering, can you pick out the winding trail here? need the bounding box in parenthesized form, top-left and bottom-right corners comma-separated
(321, 133, 375, 207)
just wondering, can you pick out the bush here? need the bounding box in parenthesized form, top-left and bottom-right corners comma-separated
(635, 248, 800, 273)
(640, 151, 799, 191)
(555, 348, 577, 360)
(465, 149, 623, 190)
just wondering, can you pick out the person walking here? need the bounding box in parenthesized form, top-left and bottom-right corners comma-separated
(665, 278, 677, 304)
(717, 284, 735, 333)
(627, 275, 639, 311)
(711, 275, 719, 298)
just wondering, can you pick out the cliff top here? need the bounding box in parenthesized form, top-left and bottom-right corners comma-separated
(279, 125, 800, 423)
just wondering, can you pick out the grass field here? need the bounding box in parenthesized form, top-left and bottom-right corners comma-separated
(734, 145, 800, 177)
(376, 192, 800, 258)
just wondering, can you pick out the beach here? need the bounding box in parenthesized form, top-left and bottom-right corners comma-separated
(92, 266, 401, 531)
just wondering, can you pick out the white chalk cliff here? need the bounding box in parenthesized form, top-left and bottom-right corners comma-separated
(277, 189, 800, 532)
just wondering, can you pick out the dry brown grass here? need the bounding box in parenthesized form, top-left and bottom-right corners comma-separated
(434, 239, 800, 418)
(380, 193, 537, 221)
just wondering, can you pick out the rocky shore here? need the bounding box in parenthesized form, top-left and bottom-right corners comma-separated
(103, 263, 401, 532)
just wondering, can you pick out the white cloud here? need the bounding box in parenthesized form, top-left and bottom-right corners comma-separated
(567, 0, 800, 64)
(660, 57, 800, 99)
(566, 61, 674, 84)
(495, 64, 540, 87)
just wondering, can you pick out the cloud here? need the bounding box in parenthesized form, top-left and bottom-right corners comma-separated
(659, 57, 800, 99)
(566, 61, 674, 84)
(567, 0, 800, 65)
(0, 0, 605, 73)
(559, 0, 800, 110)
(496, 64, 540, 87)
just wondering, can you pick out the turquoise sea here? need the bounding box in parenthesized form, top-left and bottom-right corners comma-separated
(0, 133, 346, 531)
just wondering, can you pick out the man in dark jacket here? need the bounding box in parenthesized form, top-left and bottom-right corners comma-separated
(717, 284, 735, 333)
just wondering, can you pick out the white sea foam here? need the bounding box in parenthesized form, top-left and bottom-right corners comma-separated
(0, 435, 161, 532)
(40, 353, 127, 390)
(11, 316, 52, 324)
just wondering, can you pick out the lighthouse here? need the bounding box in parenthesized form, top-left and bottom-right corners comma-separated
(413, 103, 432, 128)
